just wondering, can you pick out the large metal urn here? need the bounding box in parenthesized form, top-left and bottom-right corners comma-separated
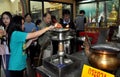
(84, 37, 120, 71)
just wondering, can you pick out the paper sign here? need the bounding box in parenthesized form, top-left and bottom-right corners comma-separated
(81, 64, 115, 77)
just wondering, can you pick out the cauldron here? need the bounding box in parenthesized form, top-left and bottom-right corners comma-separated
(85, 40, 120, 71)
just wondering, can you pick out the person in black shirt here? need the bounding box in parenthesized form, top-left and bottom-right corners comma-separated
(60, 9, 76, 30)
(59, 9, 76, 54)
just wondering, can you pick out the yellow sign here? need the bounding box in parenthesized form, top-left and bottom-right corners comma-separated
(81, 64, 115, 77)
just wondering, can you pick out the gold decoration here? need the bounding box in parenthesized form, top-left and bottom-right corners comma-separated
(108, 4, 118, 23)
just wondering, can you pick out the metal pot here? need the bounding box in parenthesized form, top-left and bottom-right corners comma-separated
(84, 39, 120, 71)
(88, 49, 120, 71)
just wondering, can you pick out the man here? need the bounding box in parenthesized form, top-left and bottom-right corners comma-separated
(24, 13, 37, 32)
(59, 9, 76, 54)
(38, 12, 53, 58)
(60, 9, 76, 30)
(75, 10, 87, 51)
(75, 10, 87, 37)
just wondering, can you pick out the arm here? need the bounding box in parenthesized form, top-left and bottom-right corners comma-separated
(84, 17, 88, 28)
(26, 26, 54, 40)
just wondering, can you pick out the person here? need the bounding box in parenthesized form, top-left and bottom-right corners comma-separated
(75, 10, 87, 37)
(24, 13, 38, 66)
(34, 19, 41, 63)
(7, 15, 54, 77)
(24, 13, 37, 32)
(51, 15, 62, 28)
(75, 10, 87, 51)
(99, 16, 104, 27)
(0, 17, 1, 22)
(0, 18, 3, 77)
(35, 19, 41, 31)
(60, 9, 76, 30)
(1, 11, 13, 77)
(38, 12, 54, 58)
(51, 15, 57, 25)
(59, 9, 76, 54)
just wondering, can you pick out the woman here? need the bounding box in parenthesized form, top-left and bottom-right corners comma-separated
(1, 11, 12, 77)
(35, 19, 41, 31)
(1, 11, 12, 34)
(7, 15, 54, 77)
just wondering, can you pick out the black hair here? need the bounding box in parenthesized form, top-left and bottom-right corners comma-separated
(7, 15, 24, 50)
(79, 10, 85, 14)
(51, 15, 57, 25)
(24, 13, 32, 18)
(35, 19, 41, 26)
(63, 9, 70, 16)
(1, 11, 12, 32)
(51, 15, 56, 20)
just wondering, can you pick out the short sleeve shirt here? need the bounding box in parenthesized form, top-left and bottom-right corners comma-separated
(24, 22, 37, 33)
(75, 15, 86, 31)
(8, 31, 28, 71)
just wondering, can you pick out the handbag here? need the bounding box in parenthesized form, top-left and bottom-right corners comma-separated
(0, 44, 5, 55)
(0, 44, 6, 69)
(0, 42, 9, 69)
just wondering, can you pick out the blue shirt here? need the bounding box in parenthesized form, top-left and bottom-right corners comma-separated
(8, 31, 28, 71)
(24, 22, 37, 33)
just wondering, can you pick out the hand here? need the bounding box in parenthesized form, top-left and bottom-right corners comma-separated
(32, 28, 36, 32)
(0, 30, 5, 38)
(54, 23, 62, 28)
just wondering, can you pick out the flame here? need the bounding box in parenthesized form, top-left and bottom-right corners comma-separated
(55, 23, 58, 27)
(66, 24, 69, 28)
